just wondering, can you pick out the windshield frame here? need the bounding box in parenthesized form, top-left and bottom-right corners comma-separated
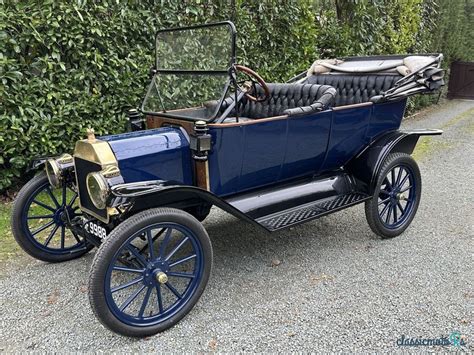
(141, 21, 237, 122)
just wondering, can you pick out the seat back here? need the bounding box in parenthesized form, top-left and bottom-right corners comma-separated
(305, 74, 402, 106)
(226, 83, 335, 119)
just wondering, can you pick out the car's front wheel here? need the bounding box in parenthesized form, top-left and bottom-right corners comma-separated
(11, 172, 92, 262)
(88, 207, 213, 337)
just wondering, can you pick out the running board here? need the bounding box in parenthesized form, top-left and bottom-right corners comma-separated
(256, 192, 369, 231)
(224, 173, 370, 232)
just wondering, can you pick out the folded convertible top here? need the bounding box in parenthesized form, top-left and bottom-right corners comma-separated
(296, 54, 444, 103)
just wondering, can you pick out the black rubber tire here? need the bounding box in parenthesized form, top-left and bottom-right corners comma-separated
(88, 207, 213, 337)
(365, 152, 422, 239)
(11, 172, 93, 262)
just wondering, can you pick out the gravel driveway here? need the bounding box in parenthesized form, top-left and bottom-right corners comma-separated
(1, 99, 473, 352)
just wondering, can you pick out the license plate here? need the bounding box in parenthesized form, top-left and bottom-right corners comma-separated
(84, 220, 107, 239)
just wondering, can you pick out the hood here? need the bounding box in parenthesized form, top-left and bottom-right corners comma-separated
(100, 127, 193, 185)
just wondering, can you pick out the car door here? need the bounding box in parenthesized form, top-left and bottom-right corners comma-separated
(208, 111, 332, 196)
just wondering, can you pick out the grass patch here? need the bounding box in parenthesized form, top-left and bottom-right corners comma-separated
(0, 201, 20, 264)
(412, 106, 473, 161)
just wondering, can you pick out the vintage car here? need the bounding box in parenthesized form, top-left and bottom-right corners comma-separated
(11, 22, 444, 337)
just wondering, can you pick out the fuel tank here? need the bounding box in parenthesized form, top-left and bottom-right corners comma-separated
(100, 127, 193, 185)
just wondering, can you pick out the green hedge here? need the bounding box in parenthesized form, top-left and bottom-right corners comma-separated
(1, 0, 473, 191)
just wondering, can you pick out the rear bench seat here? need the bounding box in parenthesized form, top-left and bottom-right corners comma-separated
(304, 74, 402, 106)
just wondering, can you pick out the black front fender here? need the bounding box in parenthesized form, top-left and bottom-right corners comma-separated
(122, 185, 262, 228)
(346, 129, 442, 194)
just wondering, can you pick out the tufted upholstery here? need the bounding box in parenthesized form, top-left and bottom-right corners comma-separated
(305, 74, 402, 106)
(221, 83, 336, 120)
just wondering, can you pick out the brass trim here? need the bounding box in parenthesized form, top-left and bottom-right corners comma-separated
(156, 272, 168, 284)
(86, 172, 108, 210)
(332, 102, 373, 111)
(86, 128, 96, 142)
(45, 159, 61, 187)
(74, 139, 117, 166)
(207, 114, 289, 127)
(73, 137, 119, 224)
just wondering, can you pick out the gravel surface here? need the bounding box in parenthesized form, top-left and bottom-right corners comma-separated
(1, 99, 473, 352)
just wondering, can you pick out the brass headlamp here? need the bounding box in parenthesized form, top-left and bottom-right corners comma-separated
(45, 153, 74, 188)
(86, 166, 120, 209)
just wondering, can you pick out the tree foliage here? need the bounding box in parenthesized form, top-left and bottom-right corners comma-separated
(1, 0, 473, 191)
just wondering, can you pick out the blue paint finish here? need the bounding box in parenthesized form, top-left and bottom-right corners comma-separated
(95, 99, 408, 198)
(367, 99, 407, 140)
(101, 127, 193, 185)
(321, 105, 372, 171)
(280, 110, 331, 180)
(208, 125, 244, 195)
(239, 119, 287, 191)
(208, 111, 332, 196)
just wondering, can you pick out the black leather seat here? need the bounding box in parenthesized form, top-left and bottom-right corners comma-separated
(221, 83, 336, 121)
(305, 74, 402, 106)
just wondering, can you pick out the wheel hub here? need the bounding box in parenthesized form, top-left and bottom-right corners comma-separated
(144, 261, 170, 285)
(156, 272, 168, 284)
(396, 192, 407, 201)
(53, 206, 75, 226)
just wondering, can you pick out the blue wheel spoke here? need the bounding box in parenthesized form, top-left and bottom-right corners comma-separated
(165, 237, 189, 261)
(113, 266, 145, 274)
(168, 271, 195, 279)
(159, 228, 172, 258)
(44, 224, 60, 246)
(169, 254, 197, 268)
(125, 245, 148, 267)
(32, 199, 56, 213)
(27, 214, 54, 220)
(119, 284, 146, 312)
(165, 282, 182, 300)
(385, 203, 393, 224)
(379, 189, 391, 196)
(62, 184, 67, 206)
(111, 276, 144, 293)
(68, 192, 78, 207)
(390, 169, 396, 186)
(146, 230, 155, 260)
(398, 173, 410, 189)
(71, 231, 82, 244)
(380, 201, 391, 218)
(155, 285, 164, 314)
(378, 197, 390, 206)
(60, 226, 65, 249)
(397, 201, 405, 215)
(138, 286, 153, 318)
(392, 204, 398, 223)
(395, 167, 404, 187)
(31, 220, 55, 236)
(46, 187, 60, 208)
(400, 185, 412, 193)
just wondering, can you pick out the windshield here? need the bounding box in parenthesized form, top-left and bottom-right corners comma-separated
(141, 22, 236, 120)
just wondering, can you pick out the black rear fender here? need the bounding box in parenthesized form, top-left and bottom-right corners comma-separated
(346, 129, 442, 194)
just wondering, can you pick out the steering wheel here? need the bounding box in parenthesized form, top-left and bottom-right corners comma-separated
(234, 65, 270, 102)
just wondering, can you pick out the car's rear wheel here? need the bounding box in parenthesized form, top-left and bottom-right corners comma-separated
(88, 207, 212, 337)
(11, 172, 92, 262)
(365, 153, 421, 238)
